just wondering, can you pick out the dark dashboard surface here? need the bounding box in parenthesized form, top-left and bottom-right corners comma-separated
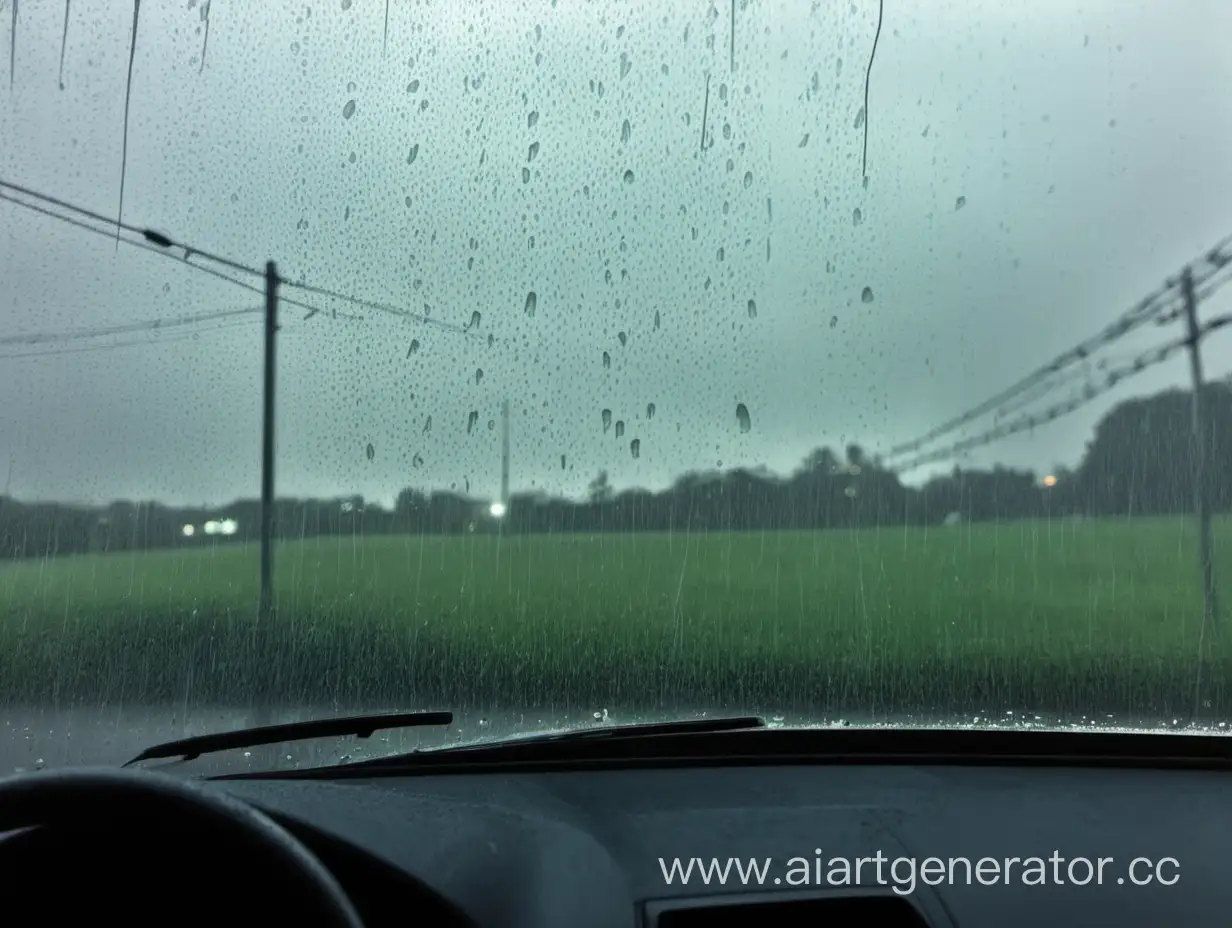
(131, 761, 1227, 927)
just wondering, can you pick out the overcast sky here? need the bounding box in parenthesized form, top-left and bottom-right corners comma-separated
(2, 0, 1230, 508)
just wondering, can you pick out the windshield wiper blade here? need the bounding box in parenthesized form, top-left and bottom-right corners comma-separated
(521, 715, 766, 743)
(124, 710, 454, 765)
(317, 714, 767, 772)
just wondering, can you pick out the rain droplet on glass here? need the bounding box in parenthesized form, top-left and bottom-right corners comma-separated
(736, 403, 751, 433)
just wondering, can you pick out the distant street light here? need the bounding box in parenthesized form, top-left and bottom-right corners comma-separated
(1043, 475, 1058, 487)
(489, 502, 507, 519)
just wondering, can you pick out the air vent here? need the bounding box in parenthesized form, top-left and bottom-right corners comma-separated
(652, 893, 930, 928)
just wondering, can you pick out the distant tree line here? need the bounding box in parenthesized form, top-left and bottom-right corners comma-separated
(1, 383, 1230, 561)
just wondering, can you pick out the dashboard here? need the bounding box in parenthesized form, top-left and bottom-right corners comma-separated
(3, 760, 1213, 926)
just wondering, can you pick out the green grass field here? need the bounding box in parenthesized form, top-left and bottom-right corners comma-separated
(2, 517, 1230, 717)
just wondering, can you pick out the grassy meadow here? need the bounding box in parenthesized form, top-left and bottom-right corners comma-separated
(1, 516, 1229, 717)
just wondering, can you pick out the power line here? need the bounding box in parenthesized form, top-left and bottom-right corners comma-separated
(892, 333, 1190, 473)
(0, 178, 259, 277)
(883, 233, 1232, 461)
(0, 190, 363, 323)
(0, 179, 471, 333)
(892, 308, 1232, 475)
(0, 318, 263, 360)
(0, 306, 260, 347)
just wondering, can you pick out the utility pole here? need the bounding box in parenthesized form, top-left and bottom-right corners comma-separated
(259, 261, 279, 625)
(1182, 266, 1220, 721)
(500, 399, 510, 510)
(1182, 266, 1220, 640)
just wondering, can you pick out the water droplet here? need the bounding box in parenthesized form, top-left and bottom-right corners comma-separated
(602, 408, 612, 432)
(469, 310, 482, 329)
(647, 403, 656, 419)
(615, 420, 625, 439)
(747, 299, 757, 319)
(407, 144, 419, 164)
(408, 79, 420, 92)
(736, 403, 751, 433)
(623, 169, 635, 185)
(366, 442, 375, 460)
(423, 415, 432, 434)
(861, 286, 874, 303)
(621, 119, 631, 143)
(799, 133, 809, 147)
(467, 411, 479, 434)
(343, 99, 357, 120)
(561, 454, 567, 469)
(602, 351, 611, 369)
(743, 171, 753, 189)
(475, 368, 483, 385)
(522, 167, 531, 184)
(528, 141, 540, 162)
(852, 208, 863, 226)
(524, 291, 537, 317)
(406, 339, 420, 357)
(630, 438, 641, 459)
(853, 106, 865, 129)
(955, 195, 967, 211)
(488, 419, 496, 431)
(830, 315, 838, 329)
(528, 110, 539, 128)
(413, 452, 424, 468)
(653, 310, 661, 330)
(620, 52, 632, 78)
(618, 331, 627, 347)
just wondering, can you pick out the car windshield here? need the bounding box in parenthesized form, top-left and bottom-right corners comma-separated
(2, 0, 1231, 773)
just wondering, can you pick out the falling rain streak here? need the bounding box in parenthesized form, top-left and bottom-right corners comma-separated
(524, 291, 537, 317)
(116, 0, 141, 249)
(8, 0, 15, 89)
(58, 0, 70, 89)
(736, 403, 751, 432)
(365, 442, 375, 461)
(467, 411, 478, 434)
(407, 339, 420, 356)
(199, 0, 210, 73)
(861, 0, 885, 179)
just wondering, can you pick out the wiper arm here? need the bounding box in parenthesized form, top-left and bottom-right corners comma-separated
(524, 715, 766, 743)
(124, 710, 453, 765)
(317, 714, 766, 772)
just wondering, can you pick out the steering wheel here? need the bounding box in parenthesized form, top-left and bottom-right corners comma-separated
(0, 767, 364, 928)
